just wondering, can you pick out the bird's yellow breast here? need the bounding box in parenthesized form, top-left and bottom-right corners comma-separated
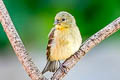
(55, 25, 68, 31)
(49, 26, 82, 61)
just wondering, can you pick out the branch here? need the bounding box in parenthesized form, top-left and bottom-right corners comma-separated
(51, 17, 120, 80)
(0, 0, 120, 80)
(0, 0, 47, 80)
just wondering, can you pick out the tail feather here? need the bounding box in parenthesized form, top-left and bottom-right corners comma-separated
(42, 60, 58, 74)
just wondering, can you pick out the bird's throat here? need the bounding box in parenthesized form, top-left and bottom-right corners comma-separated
(55, 25, 68, 31)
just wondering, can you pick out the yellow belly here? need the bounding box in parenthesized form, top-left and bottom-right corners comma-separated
(50, 41, 74, 61)
(49, 26, 82, 61)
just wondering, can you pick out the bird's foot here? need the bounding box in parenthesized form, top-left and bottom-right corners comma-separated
(58, 61, 67, 74)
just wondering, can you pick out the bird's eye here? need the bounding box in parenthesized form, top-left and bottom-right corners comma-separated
(62, 18, 65, 21)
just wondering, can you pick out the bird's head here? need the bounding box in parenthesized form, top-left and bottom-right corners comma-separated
(54, 11, 76, 30)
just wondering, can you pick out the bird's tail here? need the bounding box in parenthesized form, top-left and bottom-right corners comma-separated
(42, 60, 59, 74)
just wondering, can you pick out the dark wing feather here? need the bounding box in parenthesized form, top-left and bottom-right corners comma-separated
(46, 28, 56, 60)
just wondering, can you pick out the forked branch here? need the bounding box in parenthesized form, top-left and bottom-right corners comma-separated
(0, 0, 120, 80)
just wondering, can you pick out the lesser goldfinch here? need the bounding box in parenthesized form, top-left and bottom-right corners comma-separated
(42, 11, 82, 74)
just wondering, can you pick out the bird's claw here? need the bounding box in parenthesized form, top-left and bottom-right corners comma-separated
(58, 61, 67, 74)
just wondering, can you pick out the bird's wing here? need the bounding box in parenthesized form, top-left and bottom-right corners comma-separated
(46, 27, 56, 60)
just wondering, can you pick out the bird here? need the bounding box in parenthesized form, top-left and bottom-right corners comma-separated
(42, 11, 82, 74)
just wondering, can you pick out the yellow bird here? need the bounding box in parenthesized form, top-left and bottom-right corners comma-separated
(42, 11, 82, 74)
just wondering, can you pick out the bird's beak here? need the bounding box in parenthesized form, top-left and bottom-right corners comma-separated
(54, 20, 65, 30)
(54, 20, 59, 25)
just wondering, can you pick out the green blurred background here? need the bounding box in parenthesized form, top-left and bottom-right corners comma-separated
(0, 0, 120, 80)
(0, 0, 120, 52)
